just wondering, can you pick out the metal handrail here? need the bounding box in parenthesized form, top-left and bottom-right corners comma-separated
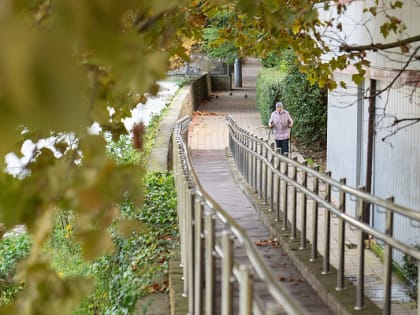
(226, 114, 420, 314)
(173, 116, 308, 315)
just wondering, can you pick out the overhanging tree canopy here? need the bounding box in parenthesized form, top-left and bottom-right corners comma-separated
(0, 0, 418, 313)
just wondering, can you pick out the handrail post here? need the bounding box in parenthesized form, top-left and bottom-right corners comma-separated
(336, 177, 346, 290)
(300, 161, 308, 250)
(205, 213, 215, 315)
(321, 171, 331, 272)
(263, 143, 269, 205)
(194, 199, 204, 315)
(282, 160, 288, 230)
(269, 143, 276, 211)
(355, 186, 366, 310)
(188, 190, 195, 314)
(239, 265, 253, 315)
(253, 139, 258, 192)
(275, 156, 281, 222)
(291, 158, 298, 240)
(310, 166, 320, 261)
(383, 196, 394, 315)
(222, 231, 233, 315)
(258, 142, 263, 199)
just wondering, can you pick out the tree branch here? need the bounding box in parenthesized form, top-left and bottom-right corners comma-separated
(371, 45, 420, 98)
(392, 117, 420, 127)
(340, 34, 420, 52)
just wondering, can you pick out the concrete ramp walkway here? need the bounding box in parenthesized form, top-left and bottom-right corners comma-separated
(188, 58, 333, 314)
(187, 58, 415, 314)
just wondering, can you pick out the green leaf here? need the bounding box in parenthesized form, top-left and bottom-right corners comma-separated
(0, 261, 94, 315)
(352, 74, 364, 86)
(380, 23, 390, 38)
(117, 218, 148, 238)
(392, 1, 403, 9)
(76, 228, 113, 260)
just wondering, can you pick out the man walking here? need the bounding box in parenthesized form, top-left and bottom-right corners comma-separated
(268, 102, 293, 155)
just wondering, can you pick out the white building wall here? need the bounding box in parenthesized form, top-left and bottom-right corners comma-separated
(327, 72, 367, 216)
(323, 0, 420, 263)
(372, 83, 420, 261)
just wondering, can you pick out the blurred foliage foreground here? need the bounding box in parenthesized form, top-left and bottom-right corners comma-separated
(0, 0, 415, 314)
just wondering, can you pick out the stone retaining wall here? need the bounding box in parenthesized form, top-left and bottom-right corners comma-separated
(147, 73, 210, 172)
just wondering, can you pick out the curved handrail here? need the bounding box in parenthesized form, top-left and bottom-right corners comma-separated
(173, 116, 308, 314)
(226, 114, 420, 312)
(226, 115, 420, 260)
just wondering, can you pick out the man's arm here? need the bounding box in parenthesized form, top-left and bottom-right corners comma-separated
(288, 114, 293, 128)
(268, 113, 274, 128)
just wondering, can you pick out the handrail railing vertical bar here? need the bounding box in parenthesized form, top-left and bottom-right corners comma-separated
(181, 178, 188, 297)
(263, 143, 268, 205)
(250, 139, 254, 189)
(300, 162, 308, 250)
(194, 199, 204, 315)
(336, 177, 346, 290)
(282, 161, 288, 230)
(311, 167, 320, 261)
(355, 186, 366, 310)
(417, 261, 420, 315)
(247, 136, 251, 184)
(321, 171, 331, 273)
(238, 134, 243, 174)
(239, 266, 253, 315)
(383, 196, 394, 315)
(205, 213, 215, 315)
(258, 142, 263, 199)
(291, 160, 298, 240)
(242, 134, 246, 175)
(253, 140, 258, 192)
(242, 135, 247, 180)
(222, 231, 233, 315)
(275, 157, 281, 222)
(188, 190, 195, 314)
(270, 146, 275, 212)
(266, 303, 281, 315)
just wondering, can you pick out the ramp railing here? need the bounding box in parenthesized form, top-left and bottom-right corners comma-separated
(172, 116, 308, 315)
(226, 115, 420, 314)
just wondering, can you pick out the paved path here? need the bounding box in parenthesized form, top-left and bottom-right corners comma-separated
(189, 58, 333, 314)
(191, 149, 334, 314)
(187, 58, 416, 314)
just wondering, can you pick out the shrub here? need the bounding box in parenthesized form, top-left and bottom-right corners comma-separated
(281, 62, 328, 149)
(256, 68, 285, 125)
(402, 245, 419, 303)
(257, 50, 327, 150)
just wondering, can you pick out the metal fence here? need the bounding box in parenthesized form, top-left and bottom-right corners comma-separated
(226, 115, 420, 315)
(173, 116, 308, 315)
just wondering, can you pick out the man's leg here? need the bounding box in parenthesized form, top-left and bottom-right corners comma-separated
(280, 139, 289, 155)
(275, 139, 281, 152)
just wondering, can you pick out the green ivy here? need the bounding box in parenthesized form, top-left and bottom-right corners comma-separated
(0, 233, 31, 305)
(79, 171, 178, 315)
(402, 245, 419, 302)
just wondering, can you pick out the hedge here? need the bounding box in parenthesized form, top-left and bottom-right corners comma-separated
(256, 68, 285, 125)
(256, 59, 327, 149)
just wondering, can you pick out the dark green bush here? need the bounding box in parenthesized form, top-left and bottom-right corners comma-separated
(257, 50, 327, 149)
(282, 63, 327, 148)
(256, 68, 285, 125)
